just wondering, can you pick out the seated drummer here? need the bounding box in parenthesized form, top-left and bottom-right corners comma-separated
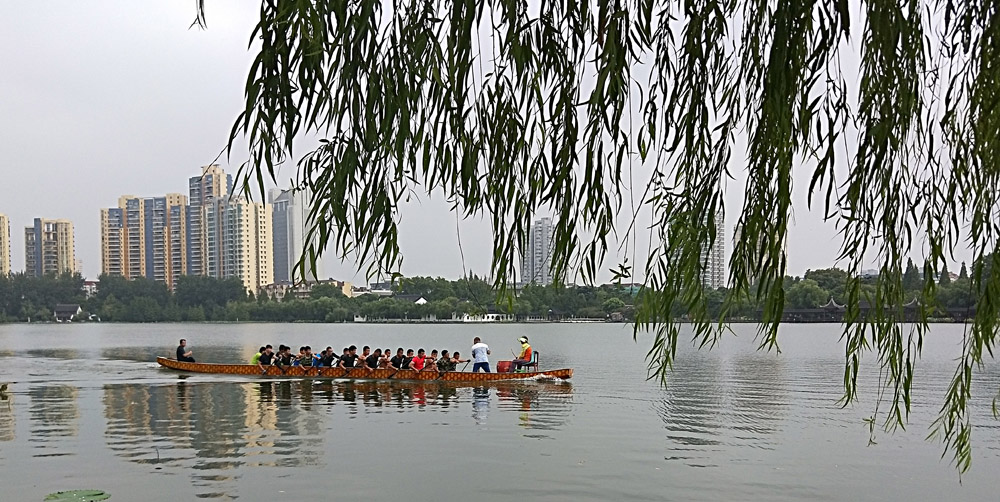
(507, 336, 533, 372)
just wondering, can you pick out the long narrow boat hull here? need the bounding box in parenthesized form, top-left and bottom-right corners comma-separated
(157, 357, 572, 382)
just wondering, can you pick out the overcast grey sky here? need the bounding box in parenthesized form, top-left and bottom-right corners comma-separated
(0, 2, 968, 284)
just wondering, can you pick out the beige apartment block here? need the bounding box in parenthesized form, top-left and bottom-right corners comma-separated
(0, 213, 10, 276)
(25, 218, 75, 277)
(205, 198, 272, 292)
(101, 194, 188, 290)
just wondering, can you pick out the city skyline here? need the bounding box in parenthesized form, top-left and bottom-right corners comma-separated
(98, 166, 272, 292)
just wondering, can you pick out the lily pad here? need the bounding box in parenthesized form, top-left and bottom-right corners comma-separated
(44, 490, 111, 501)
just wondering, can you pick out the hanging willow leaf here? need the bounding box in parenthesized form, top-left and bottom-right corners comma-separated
(203, 0, 1000, 473)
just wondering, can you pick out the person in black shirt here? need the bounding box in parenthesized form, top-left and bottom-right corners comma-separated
(176, 339, 195, 362)
(276, 345, 294, 367)
(390, 348, 407, 369)
(365, 348, 381, 371)
(320, 347, 336, 367)
(339, 346, 360, 368)
(257, 346, 274, 373)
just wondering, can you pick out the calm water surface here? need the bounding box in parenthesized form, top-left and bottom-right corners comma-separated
(0, 323, 998, 501)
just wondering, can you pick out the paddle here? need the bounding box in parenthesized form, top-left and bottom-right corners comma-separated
(387, 364, 403, 379)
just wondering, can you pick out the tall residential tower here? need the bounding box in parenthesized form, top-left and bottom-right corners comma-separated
(0, 214, 10, 276)
(701, 217, 726, 289)
(187, 164, 231, 276)
(521, 217, 555, 285)
(204, 198, 273, 292)
(25, 218, 75, 277)
(270, 187, 322, 283)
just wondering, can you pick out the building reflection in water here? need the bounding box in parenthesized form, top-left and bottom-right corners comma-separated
(29, 384, 79, 456)
(656, 354, 727, 450)
(655, 352, 789, 466)
(728, 353, 788, 444)
(0, 382, 14, 442)
(104, 380, 312, 498)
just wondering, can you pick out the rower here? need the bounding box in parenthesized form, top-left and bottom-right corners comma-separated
(390, 348, 407, 369)
(339, 346, 359, 368)
(257, 346, 275, 373)
(364, 348, 381, 370)
(321, 346, 336, 367)
(301, 346, 315, 367)
(437, 350, 457, 372)
(251, 346, 265, 365)
(408, 349, 426, 371)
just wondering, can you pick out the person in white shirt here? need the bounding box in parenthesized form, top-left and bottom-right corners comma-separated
(471, 337, 491, 373)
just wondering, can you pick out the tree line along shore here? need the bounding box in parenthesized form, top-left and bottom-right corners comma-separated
(0, 260, 984, 324)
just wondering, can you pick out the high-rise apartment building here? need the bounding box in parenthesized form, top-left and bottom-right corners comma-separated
(701, 217, 726, 289)
(25, 218, 75, 277)
(204, 198, 273, 292)
(100, 206, 125, 278)
(269, 187, 322, 283)
(521, 217, 555, 285)
(101, 194, 188, 289)
(0, 213, 10, 276)
(187, 164, 231, 276)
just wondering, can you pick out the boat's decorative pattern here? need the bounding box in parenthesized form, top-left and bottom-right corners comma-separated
(156, 357, 572, 382)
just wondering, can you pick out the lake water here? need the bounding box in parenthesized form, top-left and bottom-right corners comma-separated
(0, 322, 998, 501)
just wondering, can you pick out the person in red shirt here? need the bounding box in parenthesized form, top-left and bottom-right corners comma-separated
(408, 348, 427, 371)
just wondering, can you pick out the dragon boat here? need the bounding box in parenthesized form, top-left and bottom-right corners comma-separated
(157, 357, 573, 382)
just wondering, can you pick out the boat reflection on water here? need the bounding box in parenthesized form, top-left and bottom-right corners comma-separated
(100, 377, 572, 498)
(250, 378, 573, 412)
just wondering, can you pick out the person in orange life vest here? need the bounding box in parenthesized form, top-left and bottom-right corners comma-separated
(510, 336, 532, 372)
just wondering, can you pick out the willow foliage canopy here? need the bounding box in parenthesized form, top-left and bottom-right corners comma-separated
(196, 0, 999, 472)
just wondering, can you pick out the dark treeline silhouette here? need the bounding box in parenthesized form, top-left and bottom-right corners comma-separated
(0, 261, 984, 323)
(0, 273, 637, 323)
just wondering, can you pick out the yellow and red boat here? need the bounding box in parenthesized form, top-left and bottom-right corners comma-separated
(157, 357, 573, 382)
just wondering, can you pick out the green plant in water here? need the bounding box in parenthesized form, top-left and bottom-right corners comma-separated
(193, 0, 1000, 474)
(43, 490, 110, 501)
